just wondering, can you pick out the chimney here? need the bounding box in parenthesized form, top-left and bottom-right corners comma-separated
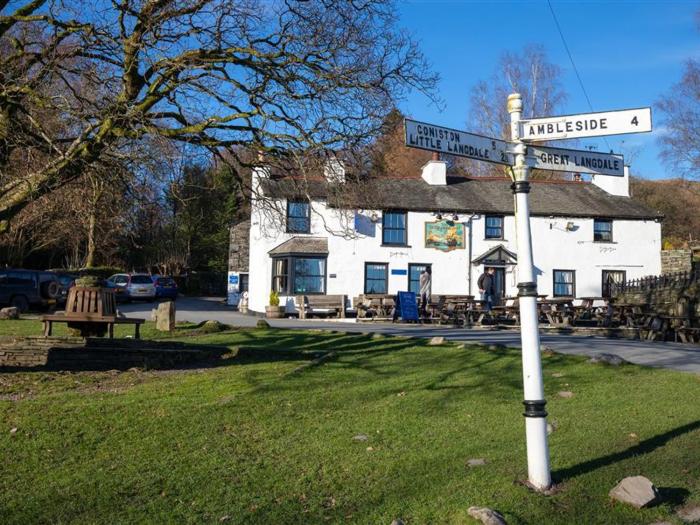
(324, 156, 345, 184)
(592, 165, 630, 197)
(421, 155, 447, 185)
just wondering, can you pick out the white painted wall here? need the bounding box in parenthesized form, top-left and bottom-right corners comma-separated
(246, 187, 661, 313)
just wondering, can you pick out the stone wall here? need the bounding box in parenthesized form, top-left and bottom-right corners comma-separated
(0, 337, 228, 370)
(661, 249, 692, 275)
(615, 280, 700, 318)
(228, 219, 250, 273)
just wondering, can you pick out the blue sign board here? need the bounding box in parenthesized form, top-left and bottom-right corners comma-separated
(228, 274, 239, 285)
(391, 269, 408, 276)
(397, 291, 419, 322)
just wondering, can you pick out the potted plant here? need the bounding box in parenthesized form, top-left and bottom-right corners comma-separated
(265, 291, 285, 318)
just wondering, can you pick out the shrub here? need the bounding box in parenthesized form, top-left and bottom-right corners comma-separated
(269, 291, 280, 306)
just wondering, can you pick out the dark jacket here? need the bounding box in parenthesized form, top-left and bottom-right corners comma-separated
(478, 272, 495, 295)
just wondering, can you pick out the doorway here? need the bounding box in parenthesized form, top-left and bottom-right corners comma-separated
(493, 267, 505, 303)
(601, 270, 625, 298)
(408, 264, 431, 295)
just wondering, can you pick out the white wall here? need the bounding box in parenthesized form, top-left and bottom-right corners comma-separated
(247, 194, 661, 313)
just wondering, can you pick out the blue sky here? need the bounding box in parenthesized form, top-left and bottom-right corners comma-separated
(398, 0, 700, 180)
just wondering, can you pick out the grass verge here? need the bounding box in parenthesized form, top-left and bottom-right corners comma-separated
(0, 320, 698, 524)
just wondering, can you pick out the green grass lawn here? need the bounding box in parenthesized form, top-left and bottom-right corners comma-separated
(0, 320, 699, 524)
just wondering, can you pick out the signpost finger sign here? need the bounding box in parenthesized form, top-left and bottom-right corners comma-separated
(405, 118, 512, 166)
(519, 107, 652, 142)
(527, 145, 624, 177)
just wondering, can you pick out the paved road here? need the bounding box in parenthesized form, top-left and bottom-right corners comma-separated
(119, 297, 700, 374)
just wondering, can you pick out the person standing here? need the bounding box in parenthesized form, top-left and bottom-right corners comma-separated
(419, 266, 432, 317)
(478, 266, 496, 311)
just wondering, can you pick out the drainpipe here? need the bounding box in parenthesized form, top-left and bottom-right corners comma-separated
(467, 214, 477, 295)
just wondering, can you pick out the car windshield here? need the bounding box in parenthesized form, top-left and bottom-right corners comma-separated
(130, 275, 153, 284)
(157, 278, 175, 286)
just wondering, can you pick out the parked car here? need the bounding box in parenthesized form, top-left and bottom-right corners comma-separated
(151, 275, 179, 300)
(106, 273, 156, 302)
(0, 269, 61, 312)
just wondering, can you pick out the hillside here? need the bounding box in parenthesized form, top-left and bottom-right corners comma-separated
(631, 178, 700, 248)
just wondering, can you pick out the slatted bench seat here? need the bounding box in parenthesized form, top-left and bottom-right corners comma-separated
(297, 294, 347, 319)
(41, 287, 144, 339)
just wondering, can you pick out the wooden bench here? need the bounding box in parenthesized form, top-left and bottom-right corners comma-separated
(297, 294, 346, 319)
(41, 287, 144, 338)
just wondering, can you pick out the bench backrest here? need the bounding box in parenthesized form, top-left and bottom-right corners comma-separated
(65, 287, 117, 318)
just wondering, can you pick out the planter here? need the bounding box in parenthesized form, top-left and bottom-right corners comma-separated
(265, 305, 285, 318)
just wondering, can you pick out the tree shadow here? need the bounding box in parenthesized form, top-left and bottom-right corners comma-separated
(553, 420, 700, 482)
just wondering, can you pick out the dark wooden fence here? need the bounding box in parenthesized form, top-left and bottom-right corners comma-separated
(611, 268, 700, 296)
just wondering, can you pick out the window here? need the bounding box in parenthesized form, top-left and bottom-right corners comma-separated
(286, 200, 310, 233)
(293, 258, 325, 294)
(382, 211, 407, 245)
(365, 263, 388, 294)
(485, 215, 504, 239)
(272, 258, 288, 293)
(408, 264, 430, 295)
(594, 219, 613, 242)
(272, 256, 326, 294)
(553, 270, 575, 297)
(602, 270, 626, 298)
(130, 275, 152, 284)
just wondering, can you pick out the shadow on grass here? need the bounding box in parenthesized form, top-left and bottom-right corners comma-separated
(553, 419, 700, 482)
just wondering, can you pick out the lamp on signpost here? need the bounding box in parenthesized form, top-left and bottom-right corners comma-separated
(507, 92, 552, 491)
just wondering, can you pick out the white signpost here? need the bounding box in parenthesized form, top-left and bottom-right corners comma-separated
(405, 118, 512, 165)
(404, 96, 652, 492)
(518, 107, 652, 142)
(527, 145, 625, 177)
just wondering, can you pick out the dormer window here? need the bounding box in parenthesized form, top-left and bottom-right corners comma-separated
(287, 200, 310, 234)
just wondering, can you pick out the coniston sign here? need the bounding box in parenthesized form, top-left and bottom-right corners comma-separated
(404, 118, 512, 166)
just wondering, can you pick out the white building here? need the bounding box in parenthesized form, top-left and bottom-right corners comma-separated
(228, 159, 662, 315)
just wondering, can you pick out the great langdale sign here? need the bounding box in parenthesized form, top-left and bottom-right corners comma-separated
(527, 145, 624, 177)
(518, 107, 652, 142)
(404, 118, 512, 166)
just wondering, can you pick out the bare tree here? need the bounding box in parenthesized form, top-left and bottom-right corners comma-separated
(657, 59, 700, 180)
(465, 44, 567, 177)
(0, 0, 437, 230)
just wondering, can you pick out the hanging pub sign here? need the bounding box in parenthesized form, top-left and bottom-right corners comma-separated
(425, 220, 465, 252)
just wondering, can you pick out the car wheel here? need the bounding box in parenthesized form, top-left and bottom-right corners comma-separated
(10, 295, 29, 313)
(40, 281, 60, 300)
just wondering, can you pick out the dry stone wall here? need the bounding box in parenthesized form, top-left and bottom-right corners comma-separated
(661, 249, 692, 275)
(228, 219, 251, 273)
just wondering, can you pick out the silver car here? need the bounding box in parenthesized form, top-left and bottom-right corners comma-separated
(107, 273, 156, 301)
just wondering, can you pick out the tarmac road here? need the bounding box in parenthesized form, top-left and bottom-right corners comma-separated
(118, 296, 700, 374)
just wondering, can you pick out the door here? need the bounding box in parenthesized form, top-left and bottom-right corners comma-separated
(493, 267, 505, 304)
(408, 264, 431, 295)
(602, 270, 626, 298)
(239, 273, 249, 293)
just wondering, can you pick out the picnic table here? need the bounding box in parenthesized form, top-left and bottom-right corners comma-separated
(537, 298, 574, 326)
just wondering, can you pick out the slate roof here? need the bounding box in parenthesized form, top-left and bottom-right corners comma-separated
(268, 237, 329, 256)
(261, 176, 662, 220)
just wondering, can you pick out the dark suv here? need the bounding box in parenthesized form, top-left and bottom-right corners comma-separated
(0, 269, 61, 312)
